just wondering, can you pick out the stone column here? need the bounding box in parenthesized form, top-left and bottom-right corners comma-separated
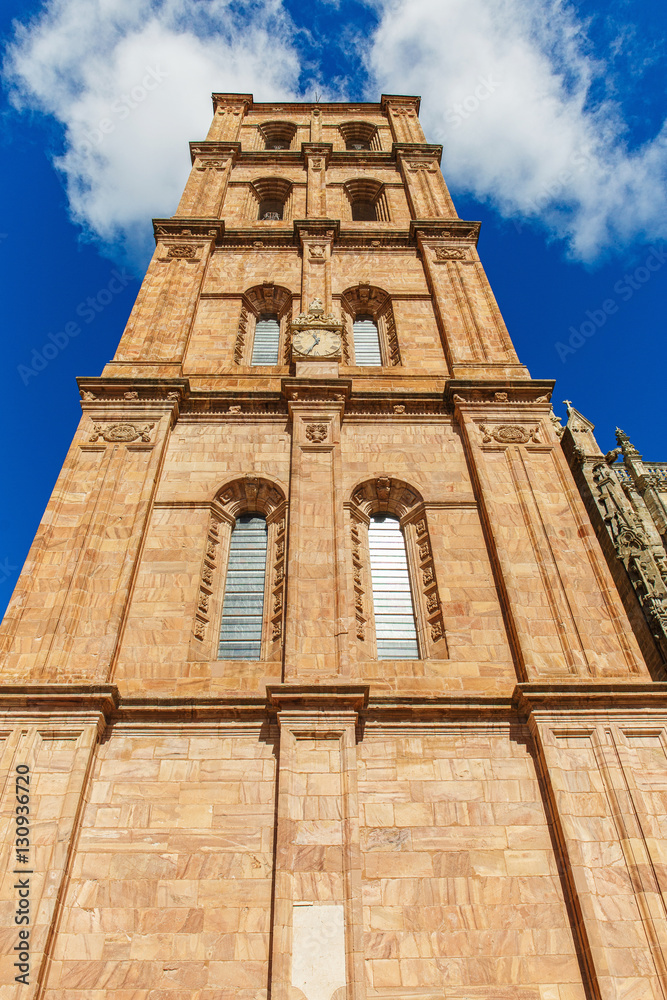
(282, 384, 351, 679)
(206, 94, 252, 141)
(267, 686, 367, 1000)
(175, 142, 239, 218)
(519, 684, 667, 1000)
(453, 386, 645, 680)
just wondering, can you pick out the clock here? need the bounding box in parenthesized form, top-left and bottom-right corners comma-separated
(292, 328, 341, 359)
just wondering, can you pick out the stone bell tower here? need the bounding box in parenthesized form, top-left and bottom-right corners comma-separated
(1, 93, 666, 1000)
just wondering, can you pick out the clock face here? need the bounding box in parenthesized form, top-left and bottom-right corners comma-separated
(292, 329, 341, 358)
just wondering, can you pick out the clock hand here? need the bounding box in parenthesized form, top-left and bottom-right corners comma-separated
(304, 333, 320, 355)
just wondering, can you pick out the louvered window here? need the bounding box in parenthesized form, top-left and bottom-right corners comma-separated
(218, 516, 268, 659)
(251, 314, 280, 365)
(369, 515, 419, 659)
(353, 315, 382, 366)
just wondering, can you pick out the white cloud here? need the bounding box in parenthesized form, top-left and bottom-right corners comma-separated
(365, 0, 667, 260)
(4, 0, 302, 265)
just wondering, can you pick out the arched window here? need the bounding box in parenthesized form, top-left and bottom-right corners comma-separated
(349, 478, 447, 660)
(341, 285, 401, 366)
(251, 314, 281, 365)
(251, 178, 293, 222)
(343, 179, 389, 222)
(368, 516, 419, 659)
(234, 284, 292, 366)
(353, 315, 382, 366)
(339, 121, 379, 151)
(218, 516, 268, 659)
(259, 121, 297, 150)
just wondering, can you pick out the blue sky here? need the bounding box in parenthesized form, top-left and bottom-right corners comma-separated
(1, 0, 666, 615)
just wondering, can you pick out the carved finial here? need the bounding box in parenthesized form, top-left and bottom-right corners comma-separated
(563, 399, 573, 412)
(616, 428, 641, 458)
(309, 298, 324, 316)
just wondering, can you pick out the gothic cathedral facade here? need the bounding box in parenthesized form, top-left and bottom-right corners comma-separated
(1, 94, 666, 1000)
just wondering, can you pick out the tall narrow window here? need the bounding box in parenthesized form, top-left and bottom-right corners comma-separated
(353, 315, 382, 366)
(368, 515, 419, 659)
(251, 314, 280, 365)
(218, 516, 268, 659)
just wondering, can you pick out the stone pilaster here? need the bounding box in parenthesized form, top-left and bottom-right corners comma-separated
(452, 385, 645, 680)
(294, 220, 339, 314)
(105, 220, 223, 375)
(395, 146, 454, 218)
(175, 142, 240, 218)
(381, 95, 426, 143)
(303, 144, 332, 218)
(283, 383, 351, 679)
(267, 686, 367, 1000)
(206, 93, 252, 141)
(519, 683, 667, 1000)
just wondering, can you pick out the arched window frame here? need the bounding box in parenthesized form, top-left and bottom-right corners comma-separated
(258, 121, 298, 150)
(340, 284, 401, 367)
(249, 177, 293, 221)
(338, 121, 381, 151)
(190, 476, 288, 662)
(234, 284, 293, 366)
(343, 179, 389, 222)
(346, 478, 447, 660)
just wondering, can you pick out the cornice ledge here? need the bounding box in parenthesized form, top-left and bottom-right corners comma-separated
(381, 94, 422, 114)
(445, 379, 555, 407)
(393, 143, 442, 164)
(77, 376, 190, 406)
(411, 220, 480, 245)
(367, 694, 514, 720)
(514, 681, 667, 717)
(281, 378, 352, 406)
(267, 684, 369, 713)
(153, 218, 224, 245)
(301, 143, 334, 165)
(0, 684, 119, 718)
(189, 141, 241, 164)
(293, 219, 341, 242)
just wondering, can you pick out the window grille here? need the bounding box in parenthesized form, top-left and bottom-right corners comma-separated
(353, 315, 382, 366)
(368, 515, 419, 659)
(259, 199, 283, 220)
(218, 516, 268, 659)
(251, 314, 280, 365)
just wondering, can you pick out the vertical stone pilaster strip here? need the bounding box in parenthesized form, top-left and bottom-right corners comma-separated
(284, 399, 348, 678)
(298, 226, 336, 315)
(206, 95, 251, 141)
(268, 689, 367, 1000)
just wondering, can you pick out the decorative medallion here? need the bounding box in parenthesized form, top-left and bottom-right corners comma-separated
(167, 244, 197, 259)
(479, 424, 541, 445)
(434, 247, 466, 262)
(89, 422, 155, 444)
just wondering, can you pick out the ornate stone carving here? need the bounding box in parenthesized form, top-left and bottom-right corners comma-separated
(479, 424, 541, 445)
(193, 513, 221, 642)
(124, 391, 139, 400)
(305, 423, 328, 443)
(89, 422, 155, 444)
(406, 160, 437, 172)
(167, 244, 198, 259)
(234, 306, 250, 365)
(309, 244, 326, 259)
(434, 247, 466, 262)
